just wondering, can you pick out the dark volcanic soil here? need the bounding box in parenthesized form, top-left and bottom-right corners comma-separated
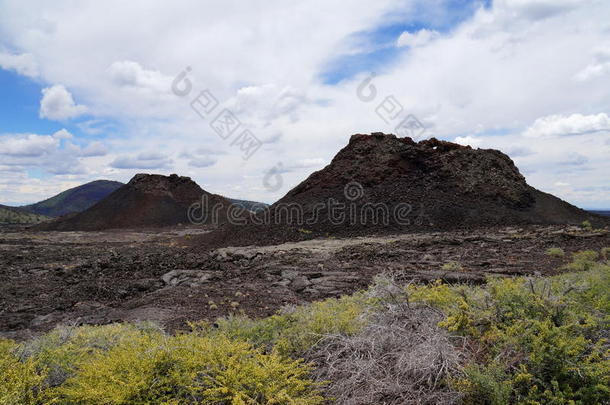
(194, 133, 606, 247)
(1, 224, 608, 341)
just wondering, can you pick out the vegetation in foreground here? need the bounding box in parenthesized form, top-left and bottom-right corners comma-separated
(1, 249, 609, 404)
(0, 205, 49, 225)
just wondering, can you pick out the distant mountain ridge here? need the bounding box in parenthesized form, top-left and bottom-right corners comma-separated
(228, 198, 269, 213)
(22, 180, 124, 217)
(37, 174, 236, 231)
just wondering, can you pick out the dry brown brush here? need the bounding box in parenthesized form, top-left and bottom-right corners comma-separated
(307, 276, 463, 405)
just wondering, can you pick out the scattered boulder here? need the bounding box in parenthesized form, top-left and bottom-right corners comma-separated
(161, 270, 219, 287)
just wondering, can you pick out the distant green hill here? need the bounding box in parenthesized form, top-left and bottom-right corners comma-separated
(0, 204, 50, 224)
(22, 180, 124, 217)
(228, 198, 269, 213)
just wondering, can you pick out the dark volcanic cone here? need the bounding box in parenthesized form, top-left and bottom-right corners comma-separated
(197, 133, 606, 247)
(37, 174, 231, 231)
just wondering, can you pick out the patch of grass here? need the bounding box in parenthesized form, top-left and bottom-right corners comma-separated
(441, 261, 463, 271)
(203, 293, 370, 356)
(581, 220, 593, 231)
(545, 247, 565, 258)
(563, 250, 599, 271)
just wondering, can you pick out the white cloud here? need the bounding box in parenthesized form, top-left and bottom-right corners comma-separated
(0, 51, 38, 77)
(108, 60, 172, 92)
(52, 128, 73, 140)
(574, 47, 610, 82)
(396, 29, 439, 48)
(188, 155, 216, 168)
(559, 153, 589, 166)
(496, 0, 580, 21)
(80, 141, 108, 157)
(523, 113, 610, 138)
(110, 152, 173, 170)
(0, 0, 609, 206)
(39, 85, 87, 120)
(275, 158, 327, 173)
(454, 135, 482, 148)
(0, 131, 110, 178)
(0, 134, 59, 157)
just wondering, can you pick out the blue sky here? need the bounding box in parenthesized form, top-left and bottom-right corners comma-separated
(0, 69, 56, 134)
(0, 68, 117, 142)
(321, 0, 491, 84)
(0, 0, 609, 208)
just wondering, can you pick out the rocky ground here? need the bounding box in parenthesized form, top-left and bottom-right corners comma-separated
(1, 224, 608, 340)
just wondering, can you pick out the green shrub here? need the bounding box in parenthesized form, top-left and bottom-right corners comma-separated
(408, 263, 610, 404)
(455, 364, 512, 405)
(0, 339, 46, 405)
(601, 247, 610, 260)
(581, 220, 593, 230)
(545, 247, 565, 258)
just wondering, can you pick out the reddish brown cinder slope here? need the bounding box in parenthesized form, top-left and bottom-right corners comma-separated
(195, 133, 606, 247)
(38, 174, 230, 231)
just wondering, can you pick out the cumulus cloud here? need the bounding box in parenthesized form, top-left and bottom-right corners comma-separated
(188, 155, 216, 168)
(39, 85, 87, 120)
(0, 134, 59, 157)
(574, 47, 610, 82)
(0, 51, 38, 77)
(279, 158, 327, 173)
(504, 146, 534, 158)
(180, 148, 220, 168)
(559, 153, 589, 167)
(52, 128, 73, 140)
(396, 29, 439, 48)
(108, 60, 172, 92)
(110, 152, 173, 169)
(227, 84, 310, 126)
(0, 0, 609, 206)
(523, 113, 610, 138)
(454, 135, 482, 148)
(80, 141, 109, 157)
(496, 0, 580, 21)
(0, 130, 111, 179)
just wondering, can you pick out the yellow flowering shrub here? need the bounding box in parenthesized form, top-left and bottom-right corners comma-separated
(0, 339, 46, 405)
(53, 332, 323, 404)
